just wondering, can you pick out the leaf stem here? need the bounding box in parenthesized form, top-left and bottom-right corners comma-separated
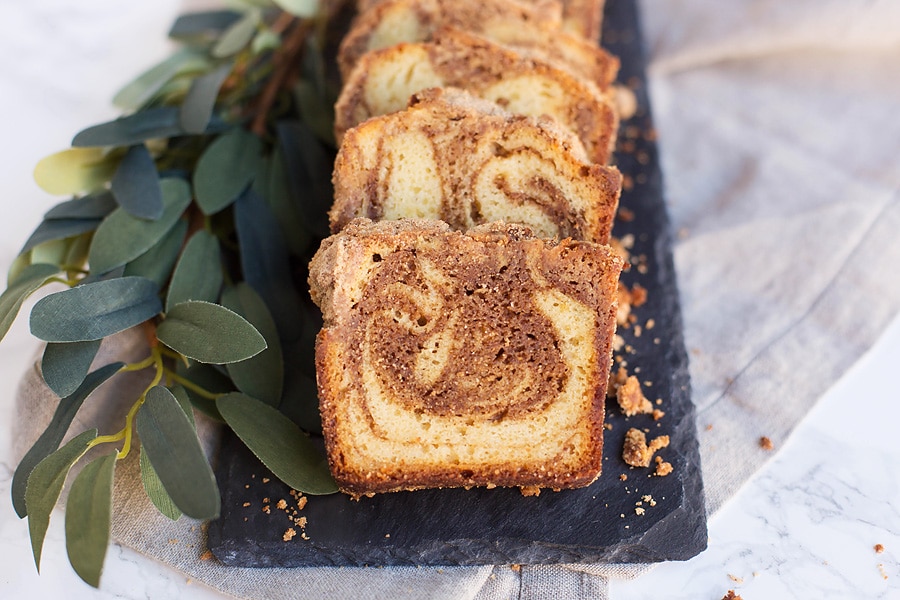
(164, 370, 223, 401)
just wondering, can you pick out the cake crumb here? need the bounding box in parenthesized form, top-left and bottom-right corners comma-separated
(634, 506, 645, 516)
(619, 474, 628, 481)
(242, 502, 251, 508)
(262, 477, 270, 483)
(607, 366, 629, 398)
(277, 498, 288, 510)
(199, 550, 213, 561)
(654, 456, 674, 477)
(759, 436, 774, 450)
(510, 564, 522, 573)
(728, 574, 744, 584)
(721, 591, 742, 600)
(652, 409, 665, 421)
(520, 485, 541, 497)
(623, 428, 670, 467)
(878, 563, 888, 580)
(617, 376, 654, 417)
(283, 528, 297, 541)
(642, 494, 656, 507)
(875, 543, 885, 554)
(168, 539, 178, 545)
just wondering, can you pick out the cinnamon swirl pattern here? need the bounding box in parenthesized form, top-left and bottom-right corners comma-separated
(334, 27, 618, 164)
(331, 88, 622, 243)
(309, 220, 623, 495)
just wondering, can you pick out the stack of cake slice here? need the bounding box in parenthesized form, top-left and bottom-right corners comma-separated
(309, 0, 625, 497)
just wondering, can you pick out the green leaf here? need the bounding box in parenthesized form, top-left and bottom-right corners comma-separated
(140, 450, 182, 521)
(221, 284, 283, 405)
(234, 187, 305, 341)
(30, 277, 162, 342)
(136, 386, 219, 519)
(88, 177, 191, 274)
(272, 0, 319, 18)
(110, 144, 163, 220)
(211, 10, 261, 58)
(65, 453, 116, 588)
(21, 218, 101, 254)
(193, 127, 262, 215)
(33, 148, 117, 196)
(165, 231, 223, 312)
(25, 429, 97, 570)
(217, 393, 337, 494)
(0, 263, 59, 343)
(12, 363, 121, 517)
(113, 48, 208, 111)
(123, 219, 188, 287)
(254, 149, 311, 256)
(157, 301, 266, 364)
(30, 238, 72, 268)
(139, 384, 193, 521)
(71, 107, 228, 148)
(251, 29, 282, 55)
(44, 192, 117, 220)
(180, 64, 232, 134)
(41, 339, 102, 398)
(276, 120, 332, 237)
(6, 251, 33, 288)
(169, 10, 243, 39)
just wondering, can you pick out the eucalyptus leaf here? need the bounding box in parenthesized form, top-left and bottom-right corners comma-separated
(221, 283, 283, 405)
(64, 234, 93, 273)
(251, 29, 281, 55)
(71, 107, 228, 148)
(30, 238, 72, 268)
(110, 144, 163, 220)
(123, 219, 188, 287)
(166, 230, 223, 312)
(179, 64, 232, 134)
(211, 10, 261, 58)
(12, 363, 122, 517)
(254, 149, 311, 256)
(168, 10, 243, 39)
(21, 218, 101, 254)
(41, 339, 102, 398)
(193, 127, 262, 215)
(44, 192, 117, 220)
(169, 384, 196, 427)
(30, 277, 161, 342)
(136, 386, 219, 519)
(88, 177, 191, 274)
(276, 120, 332, 237)
(140, 450, 182, 521)
(65, 453, 116, 588)
(113, 48, 208, 111)
(0, 263, 59, 343)
(6, 251, 32, 288)
(33, 147, 117, 196)
(217, 393, 337, 494)
(234, 187, 304, 341)
(157, 301, 266, 364)
(24, 429, 97, 570)
(272, 0, 320, 18)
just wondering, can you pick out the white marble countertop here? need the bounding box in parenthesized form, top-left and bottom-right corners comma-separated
(1, 1, 898, 598)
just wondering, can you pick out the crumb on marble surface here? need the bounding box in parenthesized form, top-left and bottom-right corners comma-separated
(874, 543, 884, 553)
(759, 436, 774, 450)
(721, 591, 742, 600)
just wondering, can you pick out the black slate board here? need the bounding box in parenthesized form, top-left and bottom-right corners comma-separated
(208, 0, 707, 567)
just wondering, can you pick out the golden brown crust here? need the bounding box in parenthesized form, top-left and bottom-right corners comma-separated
(331, 87, 622, 242)
(334, 28, 618, 163)
(309, 219, 623, 495)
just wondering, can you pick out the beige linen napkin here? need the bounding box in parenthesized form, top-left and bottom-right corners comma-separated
(12, 0, 900, 598)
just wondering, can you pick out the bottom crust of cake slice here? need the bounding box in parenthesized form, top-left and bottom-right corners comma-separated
(309, 219, 623, 496)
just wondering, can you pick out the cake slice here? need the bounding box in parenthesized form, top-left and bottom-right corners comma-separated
(331, 87, 622, 243)
(340, 0, 617, 89)
(309, 218, 623, 496)
(334, 28, 618, 164)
